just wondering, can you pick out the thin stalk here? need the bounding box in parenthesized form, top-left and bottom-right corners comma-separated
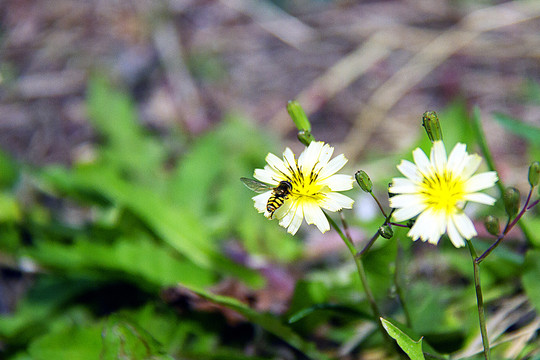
(467, 240, 491, 360)
(369, 191, 387, 218)
(477, 187, 536, 264)
(324, 212, 393, 349)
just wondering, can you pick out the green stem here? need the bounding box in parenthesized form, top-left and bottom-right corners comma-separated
(394, 243, 412, 328)
(467, 240, 491, 360)
(324, 212, 393, 349)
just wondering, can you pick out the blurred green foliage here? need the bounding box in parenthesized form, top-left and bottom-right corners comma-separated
(0, 76, 539, 359)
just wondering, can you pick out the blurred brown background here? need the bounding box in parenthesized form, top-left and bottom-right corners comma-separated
(1, 0, 540, 169)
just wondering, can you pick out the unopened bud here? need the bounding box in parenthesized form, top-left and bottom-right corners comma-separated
(528, 161, 540, 187)
(503, 187, 520, 218)
(484, 215, 500, 236)
(378, 225, 394, 239)
(422, 111, 443, 142)
(355, 170, 373, 192)
(287, 100, 311, 132)
(297, 130, 315, 146)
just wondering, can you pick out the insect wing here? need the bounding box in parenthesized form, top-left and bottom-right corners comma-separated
(240, 177, 274, 193)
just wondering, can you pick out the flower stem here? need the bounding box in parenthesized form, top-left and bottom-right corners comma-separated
(477, 187, 536, 264)
(324, 212, 393, 350)
(467, 240, 491, 360)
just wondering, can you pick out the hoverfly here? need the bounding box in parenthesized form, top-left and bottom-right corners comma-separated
(241, 177, 293, 219)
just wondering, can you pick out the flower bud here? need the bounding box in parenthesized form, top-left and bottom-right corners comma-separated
(297, 130, 315, 146)
(287, 100, 311, 132)
(528, 161, 540, 187)
(484, 215, 500, 236)
(422, 111, 443, 142)
(378, 224, 394, 239)
(355, 170, 372, 193)
(503, 187, 520, 218)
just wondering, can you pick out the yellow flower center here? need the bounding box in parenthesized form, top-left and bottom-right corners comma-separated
(420, 171, 465, 214)
(287, 169, 325, 201)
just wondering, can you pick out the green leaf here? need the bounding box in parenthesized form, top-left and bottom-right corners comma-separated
(183, 285, 330, 360)
(28, 323, 102, 360)
(287, 303, 371, 324)
(380, 317, 425, 360)
(493, 113, 540, 145)
(102, 316, 174, 360)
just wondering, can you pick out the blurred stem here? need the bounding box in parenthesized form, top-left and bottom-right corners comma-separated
(324, 212, 393, 351)
(467, 240, 491, 360)
(370, 191, 387, 218)
(471, 107, 532, 241)
(394, 243, 412, 328)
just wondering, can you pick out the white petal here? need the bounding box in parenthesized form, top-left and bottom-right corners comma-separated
(463, 192, 496, 205)
(447, 219, 466, 247)
(266, 152, 290, 177)
(412, 147, 433, 178)
(279, 199, 298, 227)
(319, 192, 354, 211)
(397, 160, 422, 182)
(252, 192, 272, 213)
(320, 174, 354, 191)
(452, 212, 477, 240)
(389, 194, 424, 209)
(391, 202, 427, 222)
(390, 178, 419, 194)
(303, 201, 330, 233)
(273, 198, 293, 220)
(254, 168, 279, 185)
(461, 154, 482, 179)
(465, 171, 498, 192)
(282, 148, 297, 173)
(447, 143, 467, 175)
(408, 210, 444, 244)
(298, 141, 325, 177)
(430, 141, 447, 174)
(317, 154, 347, 180)
(286, 207, 304, 235)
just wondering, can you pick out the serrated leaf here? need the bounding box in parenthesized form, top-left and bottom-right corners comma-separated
(381, 317, 425, 360)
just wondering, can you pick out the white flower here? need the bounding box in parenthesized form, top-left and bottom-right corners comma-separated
(389, 141, 498, 248)
(252, 141, 354, 235)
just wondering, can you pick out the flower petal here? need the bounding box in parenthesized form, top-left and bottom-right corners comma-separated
(318, 154, 348, 180)
(447, 143, 467, 175)
(319, 192, 354, 211)
(447, 218, 466, 247)
(430, 141, 447, 174)
(397, 160, 422, 182)
(452, 212, 477, 240)
(465, 171, 498, 192)
(266, 152, 290, 178)
(461, 154, 482, 179)
(390, 177, 419, 194)
(303, 201, 330, 233)
(412, 147, 432, 178)
(320, 174, 354, 191)
(252, 192, 272, 213)
(254, 167, 279, 185)
(463, 192, 496, 205)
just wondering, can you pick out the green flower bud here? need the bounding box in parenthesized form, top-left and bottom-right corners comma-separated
(378, 224, 394, 239)
(422, 111, 443, 142)
(484, 215, 500, 236)
(503, 187, 520, 218)
(287, 100, 311, 132)
(297, 130, 315, 146)
(528, 161, 540, 187)
(355, 170, 373, 192)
